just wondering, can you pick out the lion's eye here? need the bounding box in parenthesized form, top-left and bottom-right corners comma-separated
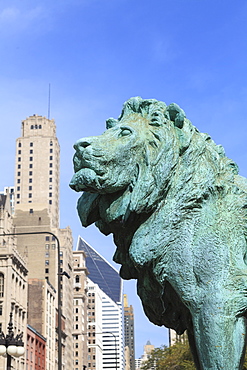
(119, 127, 132, 137)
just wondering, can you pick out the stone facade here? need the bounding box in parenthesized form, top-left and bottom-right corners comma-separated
(72, 250, 89, 370)
(0, 188, 28, 370)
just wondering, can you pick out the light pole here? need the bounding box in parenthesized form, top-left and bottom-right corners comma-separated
(0, 231, 66, 370)
(83, 331, 118, 370)
(0, 312, 25, 369)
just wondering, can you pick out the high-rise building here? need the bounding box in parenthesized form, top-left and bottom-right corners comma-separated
(13, 115, 74, 369)
(72, 250, 89, 370)
(77, 236, 124, 370)
(135, 341, 155, 370)
(14, 115, 59, 228)
(0, 187, 28, 370)
(123, 294, 135, 370)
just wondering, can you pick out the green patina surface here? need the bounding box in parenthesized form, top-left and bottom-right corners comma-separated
(70, 97, 247, 370)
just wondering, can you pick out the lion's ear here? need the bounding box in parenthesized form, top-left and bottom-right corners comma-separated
(166, 103, 186, 129)
(176, 119, 194, 155)
(106, 118, 118, 129)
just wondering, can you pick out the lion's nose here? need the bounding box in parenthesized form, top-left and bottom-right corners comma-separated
(74, 138, 92, 151)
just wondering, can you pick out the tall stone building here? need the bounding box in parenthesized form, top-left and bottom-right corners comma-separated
(72, 250, 89, 370)
(13, 115, 74, 369)
(0, 188, 28, 370)
(123, 294, 135, 370)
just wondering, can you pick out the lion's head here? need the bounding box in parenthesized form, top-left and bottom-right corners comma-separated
(70, 97, 194, 218)
(70, 97, 247, 333)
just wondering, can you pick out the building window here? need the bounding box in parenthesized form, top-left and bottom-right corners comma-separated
(16, 194, 20, 199)
(18, 157, 21, 162)
(49, 163, 53, 168)
(39, 125, 42, 129)
(46, 236, 50, 241)
(0, 274, 4, 298)
(45, 252, 49, 258)
(29, 209, 33, 214)
(30, 142, 33, 147)
(29, 171, 32, 176)
(18, 165, 21, 169)
(18, 150, 21, 155)
(49, 193, 52, 197)
(29, 164, 33, 168)
(49, 178, 52, 182)
(30, 150, 33, 154)
(45, 260, 49, 266)
(49, 170, 52, 175)
(51, 244, 55, 249)
(75, 275, 80, 283)
(45, 244, 50, 249)
(29, 179, 32, 183)
(18, 142, 21, 147)
(17, 186, 20, 191)
(17, 171, 20, 176)
(0, 304, 3, 315)
(29, 186, 32, 191)
(31, 125, 34, 129)
(17, 179, 20, 183)
(30, 157, 33, 161)
(50, 141, 53, 146)
(50, 149, 53, 153)
(45, 268, 49, 274)
(29, 193, 32, 198)
(49, 200, 52, 205)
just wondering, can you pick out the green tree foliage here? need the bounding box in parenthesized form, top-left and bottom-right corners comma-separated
(141, 342, 195, 370)
(141, 342, 247, 370)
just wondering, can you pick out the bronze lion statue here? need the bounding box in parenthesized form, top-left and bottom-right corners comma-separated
(70, 97, 247, 369)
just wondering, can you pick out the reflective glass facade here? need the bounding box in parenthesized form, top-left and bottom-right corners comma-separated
(77, 237, 122, 304)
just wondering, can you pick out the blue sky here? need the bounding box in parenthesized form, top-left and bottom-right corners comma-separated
(1, 0, 247, 358)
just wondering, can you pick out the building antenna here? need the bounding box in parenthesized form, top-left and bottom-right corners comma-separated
(48, 83, 51, 119)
